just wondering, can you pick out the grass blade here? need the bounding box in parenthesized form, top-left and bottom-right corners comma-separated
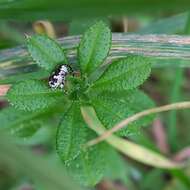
(81, 106, 183, 169)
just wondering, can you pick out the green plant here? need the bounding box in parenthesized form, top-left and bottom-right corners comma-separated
(2, 21, 154, 186)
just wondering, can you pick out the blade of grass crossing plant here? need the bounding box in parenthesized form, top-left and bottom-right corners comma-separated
(78, 21, 111, 75)
(81, 106, 183, 169)
(27, 35, 67, 71)
(87, 102, 190, 146)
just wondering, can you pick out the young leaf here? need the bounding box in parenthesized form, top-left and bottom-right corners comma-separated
(78, 21, 111, 75)
(90, 89, 155, 136)
(7, 80, 63, 111)
(56, 102, 87, 163)
(91, 55, 151, 91)
(27, 35, 67, 71)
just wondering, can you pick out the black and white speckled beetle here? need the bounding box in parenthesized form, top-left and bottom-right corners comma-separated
(48, 64, 73, 89)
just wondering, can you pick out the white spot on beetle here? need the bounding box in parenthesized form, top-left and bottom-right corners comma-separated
(48, 64, 72, 89)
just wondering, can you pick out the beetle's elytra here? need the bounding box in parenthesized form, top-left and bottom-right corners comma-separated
(49, 65, 73, 89)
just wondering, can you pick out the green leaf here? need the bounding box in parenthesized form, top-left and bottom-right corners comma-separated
(56, 102, 87, 163)
(0, 107, 52, 137)
(7, 80, 64, 111)
(27, 35, 67, 71)
(91, 55, 151, 91)
(90, 89, 155, 136)
(56, 102, 111, 186)
(78, 21, 111, 75)
(66, 139, 108, 186)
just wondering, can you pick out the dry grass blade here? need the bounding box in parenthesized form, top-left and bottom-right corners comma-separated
(81, 106, 183, 169)
(1, 34, 190, 81)
(33, 20, 56, 38)
(86, 101, 190, 147)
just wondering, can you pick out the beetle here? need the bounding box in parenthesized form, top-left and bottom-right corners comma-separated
(48, 64, 73, 89)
